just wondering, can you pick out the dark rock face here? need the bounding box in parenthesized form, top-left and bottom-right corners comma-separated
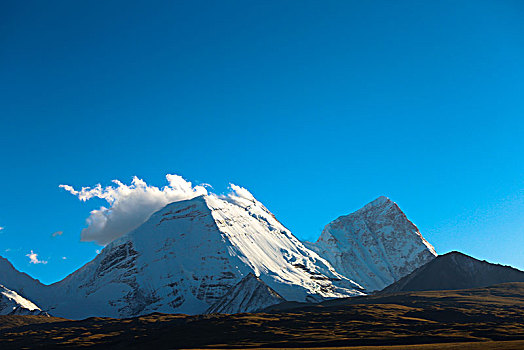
(8, 306, 50, 316)
(206, 273, 285, 314)
(381, 251, 524, 293)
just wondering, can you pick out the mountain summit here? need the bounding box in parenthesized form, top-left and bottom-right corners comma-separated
(305, 197, 437, 292)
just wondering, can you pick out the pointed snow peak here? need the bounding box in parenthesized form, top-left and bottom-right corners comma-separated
(308, 197, 437, 292)
(327, 196, 407, 233)
(161, 194, 208, 209)
(146, 194, 212, 222)
(357, 196, 397, 214)
(369, 196, 392, 206)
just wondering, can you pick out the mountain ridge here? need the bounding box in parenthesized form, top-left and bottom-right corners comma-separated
(0, 284, 47, 316)
(381, 251, 524, 293)
(0, 194, 461, 319)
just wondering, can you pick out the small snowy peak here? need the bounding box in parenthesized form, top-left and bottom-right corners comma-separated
(0, 284, 45, 316)
(206, 273, 285, 314)
(306, 197, 437, 292)
(0, 256, 46, 306)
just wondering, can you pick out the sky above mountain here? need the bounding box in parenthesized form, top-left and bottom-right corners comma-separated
(0, 1, 522, 284)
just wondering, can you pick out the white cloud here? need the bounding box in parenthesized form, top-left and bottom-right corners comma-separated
(0, 227, 4, 231)
(60, 174, 209, 246)
(26, 250, 48, 264)
(228, 183, 256, 201)
(62, 256, 67, 260)
(221, 183, 259, 208)
(52, 231, 63, 237)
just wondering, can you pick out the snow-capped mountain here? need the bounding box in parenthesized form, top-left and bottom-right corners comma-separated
(0, 192, 440, 319)
(40, 190, 363, 319)
(206, 273, 284, 314)
(382, 251, 524, 293)
(305, 196, 437, 292)
(0, 284, 47, 316)
(0, 256, 45, 305)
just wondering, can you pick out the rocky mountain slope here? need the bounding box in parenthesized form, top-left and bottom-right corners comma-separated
(382, 251, 524, 293)
(206, 273, 284, 314)
(305, 196, 437, 292)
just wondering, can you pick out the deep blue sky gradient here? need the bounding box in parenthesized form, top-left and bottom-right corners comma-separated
(1, 1, 523, 283)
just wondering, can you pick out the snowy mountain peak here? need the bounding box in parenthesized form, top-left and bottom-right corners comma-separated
(305, 197, 437, 292)
(356, 196, 402, 217)
(361, 196, 392, 209)
(41, 192, 363, 319)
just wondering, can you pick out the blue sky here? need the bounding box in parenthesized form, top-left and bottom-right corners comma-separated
(0, 1, 522, 284)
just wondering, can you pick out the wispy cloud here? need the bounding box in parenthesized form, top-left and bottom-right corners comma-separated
(51, 230, 63, 237)
(60, 174, 209, 245)
(26, 250, 48, 264)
